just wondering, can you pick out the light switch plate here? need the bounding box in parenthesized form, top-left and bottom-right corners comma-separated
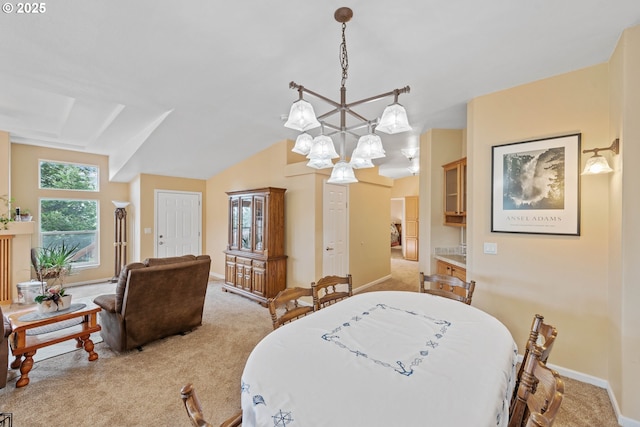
(483, 242, 498, 254)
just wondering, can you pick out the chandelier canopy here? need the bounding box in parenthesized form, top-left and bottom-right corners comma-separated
(286, 7, 412, 184)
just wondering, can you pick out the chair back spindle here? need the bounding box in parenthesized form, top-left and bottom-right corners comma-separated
(268, 287, 314, 330)
(311, 274, 353, 311)
(419, 272, 475, 305)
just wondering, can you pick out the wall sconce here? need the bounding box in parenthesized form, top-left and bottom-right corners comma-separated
(582, 138, 619, 175)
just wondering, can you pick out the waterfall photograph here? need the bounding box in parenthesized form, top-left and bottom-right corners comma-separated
(491, 134, 581, 236)
(502, 147, 565, 210)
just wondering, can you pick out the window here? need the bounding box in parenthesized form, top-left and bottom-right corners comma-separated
(39, 160, 99, 191)
(40, 199, 99, 268)
(39, 160, 100, 268)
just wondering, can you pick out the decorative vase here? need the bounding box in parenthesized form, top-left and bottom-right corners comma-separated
(37, 294, 72, 313)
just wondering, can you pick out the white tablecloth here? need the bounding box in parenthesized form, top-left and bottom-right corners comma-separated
(241, 291, 517, 427)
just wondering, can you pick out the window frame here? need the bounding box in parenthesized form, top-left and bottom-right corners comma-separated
(38, 159, 100, 192)
(39, 197, 100, 270)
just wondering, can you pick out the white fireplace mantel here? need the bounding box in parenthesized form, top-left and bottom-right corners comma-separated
(0, 220, 35, 236)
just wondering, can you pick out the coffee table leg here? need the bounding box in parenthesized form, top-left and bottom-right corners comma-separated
(80, 334, 99, 361)
(16, 351, 36, 388)
(10, 355, 22, 370)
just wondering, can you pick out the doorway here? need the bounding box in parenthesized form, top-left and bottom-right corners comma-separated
(155, 190, 202, 257)
(322, 182, 348, 277)
(390, 195, 419, 286)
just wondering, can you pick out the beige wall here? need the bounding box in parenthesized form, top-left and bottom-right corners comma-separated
(131, 173, 206, 260)
(10, 144, 129, 285)
(347, 176, 392, 286)
(467, 64, 610, 376)
(206, 140, 393, 289)
(390, 175, 419, 198)
(610, 25, 640, 421)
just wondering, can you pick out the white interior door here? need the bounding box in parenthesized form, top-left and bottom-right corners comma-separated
(156, 191, 202, 257)
(323, 182, 348, 276)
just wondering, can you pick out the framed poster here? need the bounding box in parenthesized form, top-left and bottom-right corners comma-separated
(491, 133, 581, 235)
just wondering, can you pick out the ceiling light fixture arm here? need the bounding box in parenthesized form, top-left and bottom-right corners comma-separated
(290, 82, 410, 130)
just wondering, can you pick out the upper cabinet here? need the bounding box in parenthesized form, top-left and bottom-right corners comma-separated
(442, 158, 467, 227)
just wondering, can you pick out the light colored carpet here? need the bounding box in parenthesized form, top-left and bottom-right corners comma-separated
(2, 281, 273, 426)
(0, 254, 619, 426)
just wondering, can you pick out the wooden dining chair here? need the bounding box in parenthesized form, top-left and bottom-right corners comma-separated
(511, 314, 558, 409)
(268, 287, 314, 330)
(311, 274, 353, 311)
(508, 345, 564, 427)
(180, 383, 243, 427)
(419, 272, 476, 305)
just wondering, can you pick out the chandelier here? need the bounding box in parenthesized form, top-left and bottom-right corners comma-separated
(285, 7, 412, 184)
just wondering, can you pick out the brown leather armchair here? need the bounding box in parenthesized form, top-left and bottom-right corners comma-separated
(1, 305, 12, 388)
(94, 255, 211, 352)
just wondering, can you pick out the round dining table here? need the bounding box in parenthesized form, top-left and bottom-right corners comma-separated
(241, 290, 517, 427)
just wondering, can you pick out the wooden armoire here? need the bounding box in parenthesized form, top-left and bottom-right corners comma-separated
(222, 187, 287, 305)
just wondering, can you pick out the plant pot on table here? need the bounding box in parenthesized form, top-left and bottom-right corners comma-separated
(37, 294, 73, 313)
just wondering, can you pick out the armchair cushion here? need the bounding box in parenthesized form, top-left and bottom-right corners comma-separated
(93, 293, 117, 313)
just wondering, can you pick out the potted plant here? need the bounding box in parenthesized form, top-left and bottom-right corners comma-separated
(18, 208, 32, 222)
(0, 195, 14, 230)
(31, 241, 80, 312)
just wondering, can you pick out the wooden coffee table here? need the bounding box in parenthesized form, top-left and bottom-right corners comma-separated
(8, 301, 101, 387)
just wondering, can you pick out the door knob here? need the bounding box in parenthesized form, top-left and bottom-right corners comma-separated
(326, 247, 334, 251)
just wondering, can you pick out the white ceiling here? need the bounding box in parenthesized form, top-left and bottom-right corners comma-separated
(1, 1, 639, 181)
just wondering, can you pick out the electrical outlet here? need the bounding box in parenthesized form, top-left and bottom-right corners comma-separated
(483, 242, 498, 254)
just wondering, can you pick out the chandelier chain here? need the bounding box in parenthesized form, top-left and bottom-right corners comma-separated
(340, 22, 349, 89)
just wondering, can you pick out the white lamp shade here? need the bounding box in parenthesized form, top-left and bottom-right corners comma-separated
(308, 135, 339, 160)
(349, 156, 374, 169)
(354, 134, 385, 159)
(407, 164, 420, 175)
(582, 154, 613, 175)
(328, 161, 358, 184)
(307, 158, 334, 169)
(401, 147, 420, 160)
(112, 201, 130, 209)
(291, 132, 313, 155)
(284, 99, 321, 131)
(377, 102, 412, 134)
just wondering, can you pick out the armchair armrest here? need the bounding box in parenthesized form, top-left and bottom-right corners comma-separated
(94, 294, 118, 313)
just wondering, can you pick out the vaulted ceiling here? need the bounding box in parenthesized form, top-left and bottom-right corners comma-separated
(1, 1, 639, 181)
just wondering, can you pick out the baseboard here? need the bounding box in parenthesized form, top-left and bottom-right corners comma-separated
(66, 277, 113, 287)
(620, 415, 640, 427)
(517, 354, 638, 426)
(209, 271, 225, 280)
(353, 274, 392, 293)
